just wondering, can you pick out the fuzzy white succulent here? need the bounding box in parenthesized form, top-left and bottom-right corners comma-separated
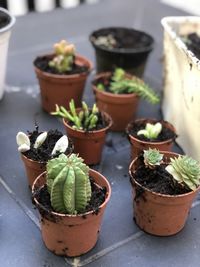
(16, 132, 31, 152)
(166, 156, 200, 191)
(51, 135, 69, 155)
(34, 132, 48, 149)
(137, 122, 162, 139)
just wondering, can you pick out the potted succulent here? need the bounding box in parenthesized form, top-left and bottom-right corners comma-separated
(33, 39, 92, 113)
(92, 68, 159, 131)
(32, 153, 111, 257)
(16, 126, 73, 187)
(89, 27, 154, 77)
(51, 99, 112, 165)
(161, 16, 200, 162)
(126, 118, 176, 160)
(0, 8, 15, 99)
(129, 148, 200, 236)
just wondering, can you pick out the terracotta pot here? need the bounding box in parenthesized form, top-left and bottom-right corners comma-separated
(21, 154, 46, 187)
(34, 54, 92, 113)
(129, 151, 200, 236)
(32, 168, 111, 257)
(126, 118, 176, 161)
(92, 72, 140, 131)
(63, 111, 112, 165)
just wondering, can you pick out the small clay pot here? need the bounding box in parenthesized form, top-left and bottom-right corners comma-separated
(92, 72, 140, 131)
(126, 118, 176, 161)
(32, 168, 111, 257)
(63, 111, 112, 165)
(34, 54, 92, 113)
(89, 27, 154, 77)
(129, 151, 200, 236)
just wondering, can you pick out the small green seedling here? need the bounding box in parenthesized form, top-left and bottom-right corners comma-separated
(49, 40, 75, 73)
(137, 122, 162, 139)
(51, 100, 99, 131)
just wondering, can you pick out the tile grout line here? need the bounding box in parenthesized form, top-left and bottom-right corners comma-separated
(0, 175, 41, 229)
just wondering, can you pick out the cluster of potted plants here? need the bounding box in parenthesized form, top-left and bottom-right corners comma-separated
(13, 23, 200, 258)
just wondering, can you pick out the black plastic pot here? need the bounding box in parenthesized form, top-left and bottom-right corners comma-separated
(89, 27, 154, 77)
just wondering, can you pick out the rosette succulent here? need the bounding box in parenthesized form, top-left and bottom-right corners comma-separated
(49, 40, 75, 73)
(143, 148, 163, 168)
(166, 156, 200, 191)
(46, 153, 92, 214)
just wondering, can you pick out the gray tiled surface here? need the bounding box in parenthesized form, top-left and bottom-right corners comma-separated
(0, 0, 199, 266)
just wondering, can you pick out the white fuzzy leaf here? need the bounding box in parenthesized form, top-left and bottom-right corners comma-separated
(16, 132, 30, 147)
(18, 144, 30, 152)
(34, 132, 47, 149)
(51, 135, 69, 155)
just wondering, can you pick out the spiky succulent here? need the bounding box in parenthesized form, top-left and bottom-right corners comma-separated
(49, 40, 75, 73)
(51, 99, 99, 131)
(47, 153, 91, 214)
(143, 148, 164, 168)
(137, 122, 162, 139)
(96, 68, 159, 104)
(166, 156, 200, 191)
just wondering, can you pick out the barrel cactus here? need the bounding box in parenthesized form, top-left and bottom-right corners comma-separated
(47, 153, 92, 214)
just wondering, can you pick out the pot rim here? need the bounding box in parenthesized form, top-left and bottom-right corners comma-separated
(126, 118, 176, 145)
(0, 8, 16, 34)
(129, 150, 200, 198)
(34, 53, 93, 79)
(63, 110, 113, 134)
(89, 26, 154, 54)
(32, 168, 111, 218)
(92, 71, 140, 98)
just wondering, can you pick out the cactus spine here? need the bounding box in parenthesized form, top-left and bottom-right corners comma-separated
(47, 153, 91, 214)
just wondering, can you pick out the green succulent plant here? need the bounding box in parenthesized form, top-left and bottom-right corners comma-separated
(47, 153, 91, 214)
(143, 148, 164, 168)
(96, 68, 160, 104)
(137, 122, 162, 139)
(51, 99, 99, 131)
(48, 40, 75, 73)
(166, 156, 200, 191)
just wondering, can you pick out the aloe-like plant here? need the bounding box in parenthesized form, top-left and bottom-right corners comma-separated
(166, 156, 200, 191)
(96, 68, 159, 104)
(143, 148, 163, 168)
(46, 153, 91, 214)
(137, 122, 162, 139)
(49, 40, 75, 73)
(51, 99, 99, 131)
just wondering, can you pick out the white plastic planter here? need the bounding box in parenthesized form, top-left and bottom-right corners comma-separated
(0, 8, 15, 100)
(161, 16, 200, 161)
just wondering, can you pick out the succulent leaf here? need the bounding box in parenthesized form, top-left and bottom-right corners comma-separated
(47, 153, 91, 214)
(137, 122, 162, 139)
(34, 132, 47, 149)
(16, 132, 30, 152)
(51, 135, 69, 155)
(166, 156, 200, 190)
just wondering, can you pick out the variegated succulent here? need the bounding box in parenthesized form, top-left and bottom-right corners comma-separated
(137, 122, 162, 139)
(166, 156, 200, 191)
(143, 148, 163, 168)
(49, 40, 75, 73)
(46, 153, 91, 214)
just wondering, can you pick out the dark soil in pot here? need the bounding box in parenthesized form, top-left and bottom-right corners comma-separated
(34, 55, 89, 75)
(128, 120, 177, 142)
(0, 10, 11, 29)
(184, 32, 200, 59)
(131, 155, 190, 195)
(23, 127, 73, 162)
(34, 178, 107, 216)
(91, 28, 153, 50)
